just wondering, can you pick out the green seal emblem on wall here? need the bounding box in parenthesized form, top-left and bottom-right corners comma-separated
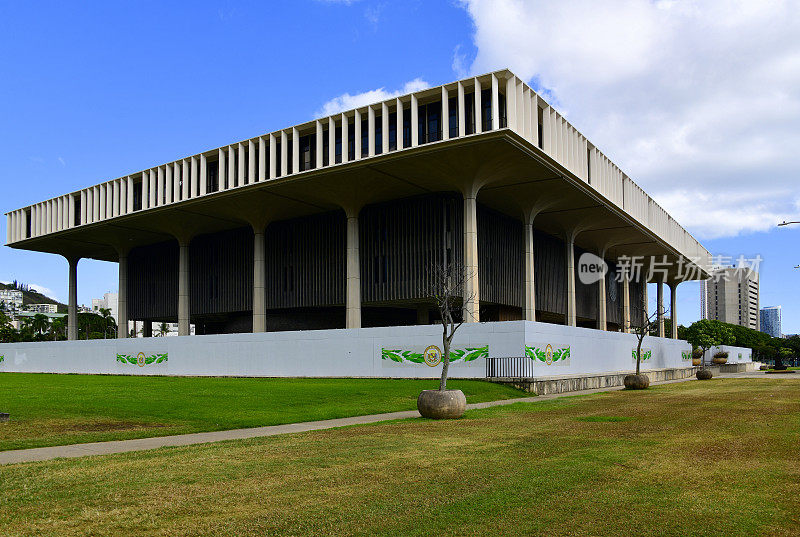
(116, 352, 168, 366)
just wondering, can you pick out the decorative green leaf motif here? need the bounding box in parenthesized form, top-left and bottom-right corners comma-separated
(380, 346, 488, 364)
(681, 350, 692, 361)
(632, 349, 652, 362)
(524, 345, 570, 364)
(0, 355, 4, 363)
(116, 353, 168, 366)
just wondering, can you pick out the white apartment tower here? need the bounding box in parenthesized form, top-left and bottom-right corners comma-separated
(702, 267, 759, 330)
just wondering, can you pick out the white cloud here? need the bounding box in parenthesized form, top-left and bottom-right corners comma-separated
(314, 78, 430, 117)
(57, 156, 66, 167)
(456, 0, 800, 239)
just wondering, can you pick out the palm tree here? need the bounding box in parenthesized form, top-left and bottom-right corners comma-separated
(98, 308, 115, 339)
(50, 316, 67, 341)
(30, 314, 50, 338)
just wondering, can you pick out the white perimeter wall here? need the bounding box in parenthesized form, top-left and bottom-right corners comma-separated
(0, 321, 751, 378)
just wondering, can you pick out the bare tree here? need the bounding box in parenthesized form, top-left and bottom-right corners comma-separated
(423, 262, 476, 391)
(629, 301, 669, 375)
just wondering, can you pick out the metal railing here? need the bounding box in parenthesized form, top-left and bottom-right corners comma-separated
(486, 356, 534, 378)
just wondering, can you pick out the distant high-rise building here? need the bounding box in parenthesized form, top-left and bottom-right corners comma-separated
(701, 266, 759, 330)
(760, 306, 782, 337)
(0, 289, 23, 312)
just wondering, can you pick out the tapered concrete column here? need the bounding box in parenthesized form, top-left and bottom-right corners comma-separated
(657, 281, 665, 337)
(258, 137, 266, 182)
(669, 282, 678, 339)
(622, 271, 631, 333)
(565, 236, 576, 326)
(327, 119, 336, 163)
(341, 115, 349, 163)
(410, 95, 419, 146)
(178, 239, 190, 336)
(523, 222, 535, 321)
(315, 121, 324, 168)
(441, 86, 449, 140)
(67, 257, 79, 340)
(218, 148, 227, 189)
(345, 210, 361, 329)
(248, 140, 256, 182)
(381, 103, 389, 153)
(253, 228, 266, 333)
(367, 106, 375, 156)
(597, 254, 607, 331)
(200, 155, 207, 195)
(118, 250, 128, 338)
(354, 110, 361, 159)
(228, 146, 237, 187)
(463, 195, 480, 322)
(457, 82, 466, 137)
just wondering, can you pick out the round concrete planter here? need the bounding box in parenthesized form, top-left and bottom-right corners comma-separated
(417, 389, 467, 419)
(623, 374, 650, 390)
(696, 369, 713, 380)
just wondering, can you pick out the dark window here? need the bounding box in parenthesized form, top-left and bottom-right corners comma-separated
(403, 108, 411, 148)
(300, 135, 313, 171)
(375, 120, 382, 155)
(389, 112, 397, 151)
(537, 107, 544, 149)
(418, 101, 442, 144)
(348, 123, 355, 161)
(72, 200, 80, 227)
(449, 97, 458, 137)
(323, 129, 330, 166)
(133, 181, 143, 211)
(275, 142, 282, 176)
(335, 125, 342, 164)
(361, 119, 369, 158)
(287, 140, 293, 174)
(481, 88, 492, 130)
(208, 162, 219, 192)
(499, 93, 507, 128)
(465, 93, 475, 135)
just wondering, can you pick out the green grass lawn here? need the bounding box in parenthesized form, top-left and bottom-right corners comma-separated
(1, 379, 798, 536)
(0, 374, 527, 451)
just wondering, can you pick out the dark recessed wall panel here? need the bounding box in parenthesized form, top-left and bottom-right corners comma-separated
(478, 205, 523, 308)
(127, 240, 179, 321)
(190, 227, 253, 316)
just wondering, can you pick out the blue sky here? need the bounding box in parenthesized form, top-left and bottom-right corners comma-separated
(1, 1, 798, 333)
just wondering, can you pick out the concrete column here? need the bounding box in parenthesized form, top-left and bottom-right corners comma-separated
(80, 190, 87, 225)
(622, 271, 631, 333)
(524, 222, 535, 321)
(68, 195, 75, 228)
(381, 103, 389, 152)
(171, 166, 180, 202)
(669, 282, 678, 339)
(99, 184, 107, 220)
(269, 134, 277, 178)
(315, 121, 324, 168)
(367, 106, 375, 157)
(67, 257, 78, 340)
(178, 239, 190, 336)
(190, 157, 198, 198)
(291, 128, 299, 173)
(410, 94, 419, 146)
(120, 178, 128, 215)
(457, 81, 465, 137)
(200, 155, 207, 195)
(149, 169, 157, 206)
(598, 254, 607, 331)
(474, 77, 482, 133)
(328, 118, 336, 163)
(491, 73, 499, 130)
(218, 148, 227, 189)
(345, 211, 361, 329)
(395, 98, 403, 149)
(565, 235, 576, 326)
(248, 140, 256, 182)
(281, 130, 289, 174)
(118, 250, 128, 338)
(182, 160, 190, 200)
(463, 194, 480, 322)
(442, 86, 450, 140)
(505, 75, 516, 131)
(657, 281, 665, 337)
(127, 175, 135, 211)
(239, 142, 247, 184)
(228, 146, 236, 187)
(642, 278, 648, 327)
(341, 115, 349, 162)
(258, 137, 266, 181)
(157, 166, 165, 203)
(253, 228, 266, 333)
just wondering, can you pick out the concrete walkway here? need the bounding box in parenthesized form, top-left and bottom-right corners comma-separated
(0, 372, 779, 465)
